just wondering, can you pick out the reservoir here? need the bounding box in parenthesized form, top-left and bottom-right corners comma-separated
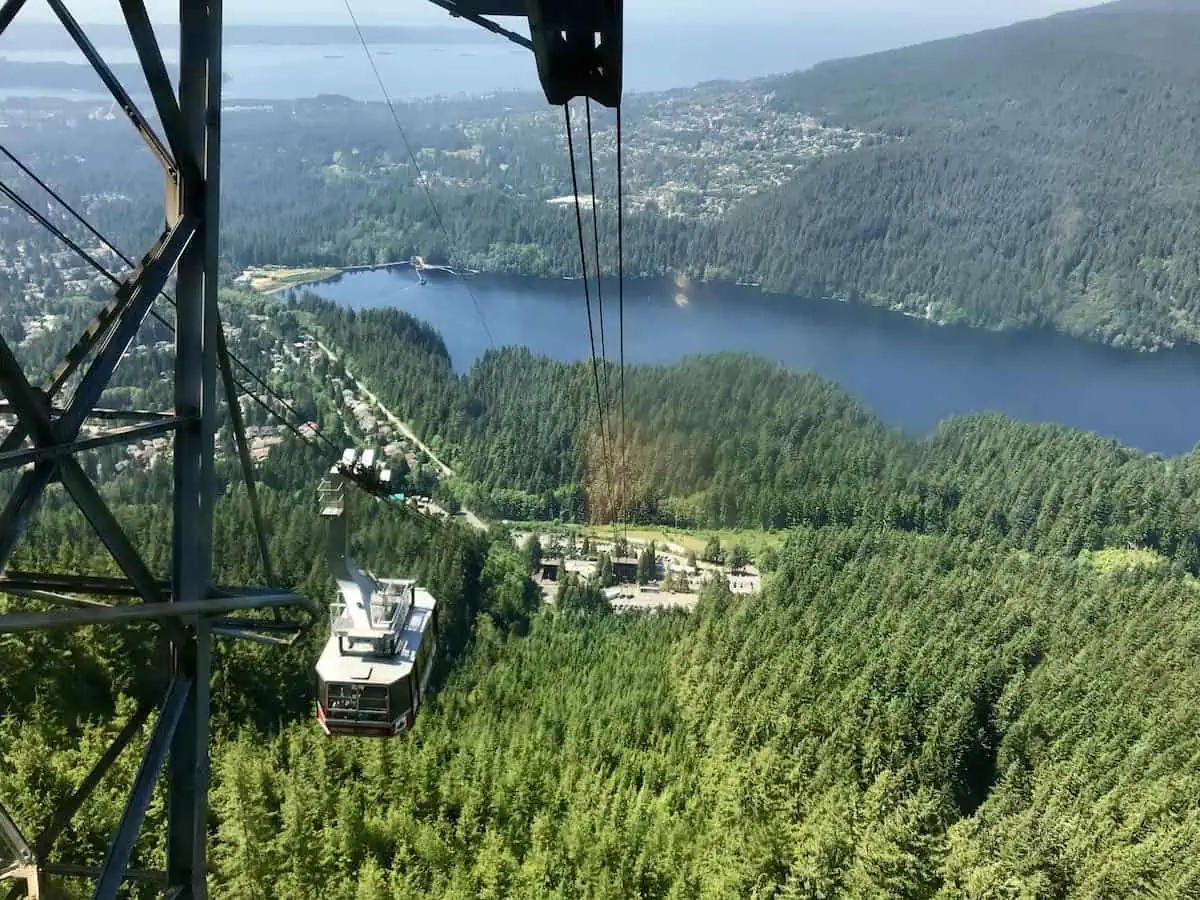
(306, 268, 1200, 457)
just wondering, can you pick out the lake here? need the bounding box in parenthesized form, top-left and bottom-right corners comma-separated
(304, 269, 1200, 457)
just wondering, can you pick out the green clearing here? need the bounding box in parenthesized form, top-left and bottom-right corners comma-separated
(1079, 546, 1170, 574)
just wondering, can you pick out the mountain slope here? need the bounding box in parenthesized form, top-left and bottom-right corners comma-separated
(196, 526, 1200, 897)
(713, 0, 1200, 349)
(5, 302, 1200, 896)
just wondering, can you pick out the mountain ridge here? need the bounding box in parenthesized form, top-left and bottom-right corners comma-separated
(695, 0, 1200, 349)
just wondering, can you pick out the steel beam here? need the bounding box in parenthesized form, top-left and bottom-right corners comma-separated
(0, 0, 27, 38)
(0, 573, 313, 601)
(119, 0, 195, 183)
(0, 589, 111, 610)
(0, 2, 309, 894)
(57, 465, 168, 606)
(423, 0, 533, 49)
(0, 456, 161, 613)
(210, 626, 294, 646)
(44, 0, 176, 179)
(428, 0, 525, 16)
(34, 699, 156, 861)
(0, 573, 154, 597)
(0, 593, 309, 634)
(212, 616, 306, 633)
(0, 418, 185, 471)
(0, 216, 192, 472)
(61, 222, 194, 439)
(42, 282, 147, 400)
(0, 404, 177, 424)
(0, 865, 40, 900)
(166, 1, 222, 893)
(216, 322, 275, 585)
(0, 218, 193, 577)
(0, 804, 32, 869)
(41, 864, 165, 885)
(93, 678, 190, 900)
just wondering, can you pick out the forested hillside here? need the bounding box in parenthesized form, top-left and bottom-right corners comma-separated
(715, 0, 1200, 349)
(8, 523, 1200, 896)
(201, 530, 1200, 897)
(301, 297, 1200, 575)
(5, 296, 1200, 895)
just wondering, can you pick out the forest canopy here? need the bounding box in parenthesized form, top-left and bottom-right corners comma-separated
(3, 288, 1200, 896)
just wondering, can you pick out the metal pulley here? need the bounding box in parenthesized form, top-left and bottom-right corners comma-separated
(524, 0, 623, 107)
(427, 0, 623, 107)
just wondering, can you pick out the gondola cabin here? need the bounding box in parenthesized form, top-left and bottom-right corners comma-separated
(315, 453, 439, 737)
(316, 579, 438, 737)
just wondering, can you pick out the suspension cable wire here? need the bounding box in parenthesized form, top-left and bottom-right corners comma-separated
(2, 155, 446, 534)
(616, 105, 628, 540)
(0, 179, 116, 285)
(565, 102, 618, 527)
(0, 142, 123, 271)
(342, 0, 495, 349)
(0, 151, 338, 444)
(0, 166, 344, 459)
(585, 99, 620, 545)
(583, 100, 609, 401)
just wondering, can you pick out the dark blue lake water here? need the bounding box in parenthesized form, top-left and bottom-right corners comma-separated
(305, 269, 1200, 457)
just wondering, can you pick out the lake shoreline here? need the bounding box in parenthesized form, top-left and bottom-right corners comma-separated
(262, 259, 1189, 357)
(300, 267, 1200, 457)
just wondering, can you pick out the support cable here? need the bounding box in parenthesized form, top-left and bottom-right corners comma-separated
(617, 105, 628, 539)
(0, 174, 285, 584)
(342, 0, 496, 349)
(586, 100, 618, 544)
(1, 153, 446, 537)
(565, 103, 617, 526)
(1, 163, 438, 535)
(584, 100, 608, 396)
(0, 179, 114, 285)
(0, 159, 344, 458)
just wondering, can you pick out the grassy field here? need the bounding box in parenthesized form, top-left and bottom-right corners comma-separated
(241, 266, 341, 293)
(1079, 546, 1169, 574)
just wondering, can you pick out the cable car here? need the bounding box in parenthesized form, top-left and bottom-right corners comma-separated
(316, 452, 438, 737)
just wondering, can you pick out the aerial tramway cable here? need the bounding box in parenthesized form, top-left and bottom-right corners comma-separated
(0, 166, 347, 469)
(584, 99, 609, 388)
(342, 0, 496, 349)
(583, 99, 623, 541)
(1, 149, 456, 537)
(0, 148, 344, 454)
(565, 102, 620, 526)
(616, 105, 628, 539)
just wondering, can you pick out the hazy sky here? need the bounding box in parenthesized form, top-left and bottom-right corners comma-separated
(20, 0, 1108, 28)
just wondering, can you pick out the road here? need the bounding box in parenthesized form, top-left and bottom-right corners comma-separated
(315, 338, 487, 532)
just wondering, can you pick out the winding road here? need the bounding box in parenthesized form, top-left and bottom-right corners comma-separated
(315, 338, 487, 531)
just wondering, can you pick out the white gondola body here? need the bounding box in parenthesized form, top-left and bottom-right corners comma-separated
(315, 456, 438, 737)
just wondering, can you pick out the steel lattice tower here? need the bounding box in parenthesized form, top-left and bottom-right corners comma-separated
(0, 1, 309, 897)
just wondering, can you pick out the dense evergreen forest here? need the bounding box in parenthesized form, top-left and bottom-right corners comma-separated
(302, 297, 1200, 575)
(4, 293, 1200, 895)
(8, 3, 1200, 893)
(9, 0, 1200, 350)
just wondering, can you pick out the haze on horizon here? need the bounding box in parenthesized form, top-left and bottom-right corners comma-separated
(18, 0, 1107, 32)
(4, 0, 1114, 99)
